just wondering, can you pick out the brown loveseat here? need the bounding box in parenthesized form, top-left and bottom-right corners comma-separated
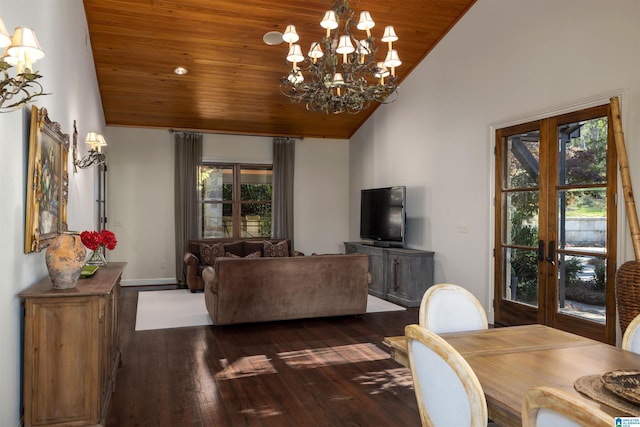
(184, 239, 298, 292)
(202, 253, 371, 325)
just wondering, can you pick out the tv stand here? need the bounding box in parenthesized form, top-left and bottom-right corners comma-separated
(365, 241, 404, 248)
(344, 242, 434, 307)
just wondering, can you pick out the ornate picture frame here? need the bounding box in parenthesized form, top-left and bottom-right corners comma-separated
(24, 106, 69, 253)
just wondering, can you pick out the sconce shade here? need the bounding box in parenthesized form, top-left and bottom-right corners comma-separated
(0, 18, 10, 48)
(286, 44, 304, 63)
(336, 35, 355, 54)
(374, 62, 390, 78)
(320, 10, 338, 30)
(308, 42, 323, 59)
(85, 131, 101, 149)
(357, 11, 375, 31)
(358, 40, 371, 55)
(282, 25, 299, 44)
(7, 27, 45, 66)
(384, 49, 402, 68)
(381, 26, 399, 43)
(332, 72, 345, 86)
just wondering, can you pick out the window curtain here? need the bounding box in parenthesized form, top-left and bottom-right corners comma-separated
(272, 137, 295, 244)
(174, 132, 202, 285)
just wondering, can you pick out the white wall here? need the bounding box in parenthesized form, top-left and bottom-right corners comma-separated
(349, 0, 640, 317)
(105, 129, 350, 284)
(0, 1, 104, 425)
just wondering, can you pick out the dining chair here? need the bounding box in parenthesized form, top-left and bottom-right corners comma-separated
(405, 323, 489, 427)
(622, 312, 640, 354)
(521, 386, 613, 427)
(419, 283, 488, 333)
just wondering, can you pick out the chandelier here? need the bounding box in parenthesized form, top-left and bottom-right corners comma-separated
(0, 17, 46, 113)
(280, 0, 401, 114)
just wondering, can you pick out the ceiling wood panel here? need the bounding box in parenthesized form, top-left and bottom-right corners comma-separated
(83, 0, 476, 139)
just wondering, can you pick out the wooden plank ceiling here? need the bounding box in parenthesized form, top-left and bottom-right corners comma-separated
(83, 0, 476, 139)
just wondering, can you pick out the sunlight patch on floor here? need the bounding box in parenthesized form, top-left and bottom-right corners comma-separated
(353, 367, 414, 395)
(216, 355, 277, 380)
(278, 343, 390, 369)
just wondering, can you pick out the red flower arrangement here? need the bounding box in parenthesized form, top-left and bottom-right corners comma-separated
(80, 229, 117, 251)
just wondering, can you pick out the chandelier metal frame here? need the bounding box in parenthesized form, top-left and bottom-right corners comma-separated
(280, 0, 401, 115)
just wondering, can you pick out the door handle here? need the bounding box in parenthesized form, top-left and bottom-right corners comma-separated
(546, 240, 556, 266)
(537, 240, 545, 262)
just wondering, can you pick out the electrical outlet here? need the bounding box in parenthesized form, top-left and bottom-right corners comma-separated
(457, 224, 469, 233)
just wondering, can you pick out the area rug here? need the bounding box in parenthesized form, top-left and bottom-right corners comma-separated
(135, 289, 406, 331)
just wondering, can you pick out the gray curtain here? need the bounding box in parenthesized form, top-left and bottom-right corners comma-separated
(174, 132, 202, 285)
(272, 137, 295, 243)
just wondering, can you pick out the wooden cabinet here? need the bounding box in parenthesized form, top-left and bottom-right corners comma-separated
(345, 243, 434, 307)
(19, 262, 126, 427)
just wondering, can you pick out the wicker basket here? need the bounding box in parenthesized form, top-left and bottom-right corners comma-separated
(616, 260, 640, 334)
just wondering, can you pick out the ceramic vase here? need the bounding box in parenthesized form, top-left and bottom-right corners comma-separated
(45, 233, 87, 289)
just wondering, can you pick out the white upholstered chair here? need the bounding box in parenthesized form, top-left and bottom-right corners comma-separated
(622, 312, 640, 354)
(522, 386, 613, 427)
(419, 283, 488, 333)
(405, 324, 489, 427)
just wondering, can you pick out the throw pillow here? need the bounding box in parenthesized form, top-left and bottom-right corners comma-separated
(224, 250, 262, 259)
(263, 240, 289, 257)
(223, 241, 244, 257)
(200, 242, 225, 265)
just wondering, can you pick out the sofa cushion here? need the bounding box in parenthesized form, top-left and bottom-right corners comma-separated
(264, 240, 289, 257)
(200, 242, 225, 266)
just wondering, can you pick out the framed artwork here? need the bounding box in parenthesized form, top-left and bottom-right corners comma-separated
(24, 106, 70, 253)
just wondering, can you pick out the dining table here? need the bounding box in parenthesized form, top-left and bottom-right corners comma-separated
(384, 324, 640, 426)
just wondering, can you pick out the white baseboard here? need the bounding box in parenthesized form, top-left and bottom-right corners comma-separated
(121, 278, 177, 287)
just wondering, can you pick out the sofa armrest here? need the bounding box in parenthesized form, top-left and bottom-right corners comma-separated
(290, 250, 305, 257)
(202, 266, 217, 293)
(184, 252, 204, 292)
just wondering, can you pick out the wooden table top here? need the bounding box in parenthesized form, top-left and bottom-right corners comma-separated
(385, 324, 640, 426)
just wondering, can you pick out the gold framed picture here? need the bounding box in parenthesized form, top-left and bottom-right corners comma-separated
(24, 106, 69, 253)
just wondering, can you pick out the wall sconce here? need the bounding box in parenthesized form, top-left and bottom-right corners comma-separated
(73, 121, 107, 172)
(0, 17, 46, 113)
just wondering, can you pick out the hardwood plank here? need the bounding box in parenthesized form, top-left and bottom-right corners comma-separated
(106, 286, 420, 426)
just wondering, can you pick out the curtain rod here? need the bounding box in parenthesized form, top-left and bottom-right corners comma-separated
(168, 128, 304, 140)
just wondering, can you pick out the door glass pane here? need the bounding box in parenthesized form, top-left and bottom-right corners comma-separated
(557, 254, 606, 323)
(504, 191, 539, 246)
(504, 248, 539, 306)
(558, 188, 606, 254)
(504, 131, 540, 189)
(558, 117, 608, 186)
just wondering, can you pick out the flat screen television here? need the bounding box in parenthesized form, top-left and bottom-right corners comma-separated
(360, 186, 406, 247)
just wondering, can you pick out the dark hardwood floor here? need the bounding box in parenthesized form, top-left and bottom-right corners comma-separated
(107, 286, 421, 426)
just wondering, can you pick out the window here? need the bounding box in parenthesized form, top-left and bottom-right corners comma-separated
(199, 163, 273, 239)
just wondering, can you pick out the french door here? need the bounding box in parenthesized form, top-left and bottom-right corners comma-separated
(494, 104, 617, 343)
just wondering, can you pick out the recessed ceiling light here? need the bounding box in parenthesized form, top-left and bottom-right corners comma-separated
(174, 66, 188, 75)
(263, 31, 283, 46)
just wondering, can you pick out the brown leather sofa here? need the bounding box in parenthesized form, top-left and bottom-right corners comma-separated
(184, 239, 296, 292)
(202, 253, 371, 325)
